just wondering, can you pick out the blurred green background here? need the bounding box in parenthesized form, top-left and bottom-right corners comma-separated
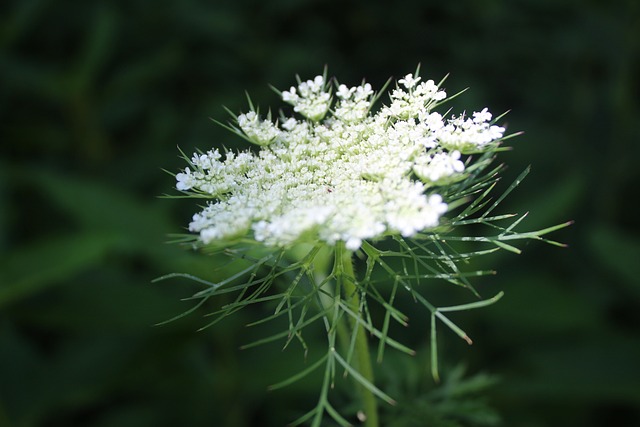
(1, 0, 639, 426)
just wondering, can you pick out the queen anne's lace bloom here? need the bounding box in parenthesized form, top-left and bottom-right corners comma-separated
(176, 72, 506, 250)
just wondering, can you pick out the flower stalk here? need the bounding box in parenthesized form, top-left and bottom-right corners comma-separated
(336, 242, 379, 427)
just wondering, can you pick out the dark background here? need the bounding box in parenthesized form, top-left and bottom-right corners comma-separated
(1, 0, 639, 426)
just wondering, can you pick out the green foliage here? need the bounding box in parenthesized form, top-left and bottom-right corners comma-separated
(159, 145, 569, 426)
(380, 362, 501, 427)
(1, 0, 639, 426)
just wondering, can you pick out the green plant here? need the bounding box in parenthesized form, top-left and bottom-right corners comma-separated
(159, 67, 570, 426)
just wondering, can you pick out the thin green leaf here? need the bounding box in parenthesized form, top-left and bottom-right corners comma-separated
(481, 166, 530, 219)
(268, 354, 328, 390)
(437, 291, 505, 312)
(431, 312, 440, 383)
(333, 350, 396, 405)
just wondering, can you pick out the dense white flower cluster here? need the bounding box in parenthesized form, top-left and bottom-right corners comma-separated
(176, 72, 506, 250)
(282, 75, 331, 122)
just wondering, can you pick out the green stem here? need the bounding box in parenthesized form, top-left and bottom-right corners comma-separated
(337, 242, 379, 427)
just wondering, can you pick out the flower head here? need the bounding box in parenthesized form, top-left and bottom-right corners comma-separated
(176, 71, 506, 250)
(282, 75, 331, 121)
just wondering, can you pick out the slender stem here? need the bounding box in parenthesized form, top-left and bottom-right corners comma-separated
(337, 242, 379, 427)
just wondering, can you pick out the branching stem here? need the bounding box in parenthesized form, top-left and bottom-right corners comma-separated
(337, 242, 379, 427)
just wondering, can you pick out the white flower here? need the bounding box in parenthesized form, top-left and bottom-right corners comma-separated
(282, 86, 298, 103)
(473, 107, 492, 123)
(281, 117, 298, 131)
(414, 79, 445, 101)
(398, 73, 421, 89)
(354, 83, 373, 100)
(435, 114, 505, 153)
(177, 70, 507, 250)
(413, 150, 465, 184)
(334, 83, 374, 123)
(176, 168, 195, 191)
(283, 75, 331, 121)
(238, 111, 281, 146)
(336, 84, 355, 100)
